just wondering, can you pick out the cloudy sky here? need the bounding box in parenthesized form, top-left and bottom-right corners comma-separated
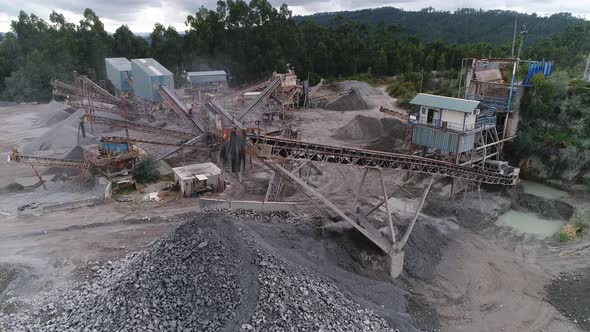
(0, 0, 588, 33)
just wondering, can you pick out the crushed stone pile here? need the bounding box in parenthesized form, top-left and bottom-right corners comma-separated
(0, 182, 25, 194)
(333, 115, 385, 140)
(44, 146, 86, 176)
(0, 211, 394, 332)
(546, 268, 590, 332)
(333, 115, 408, 152)
(325, 89, 369, 111)
(33, 101, 70, 127)
(245, 249, 392, 331)
(365, 117, 408, 152)
(21, 109, 98, 154)
(333, 81, 382, 98)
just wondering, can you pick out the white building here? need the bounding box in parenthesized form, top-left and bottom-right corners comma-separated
(172, 162, 225, 197)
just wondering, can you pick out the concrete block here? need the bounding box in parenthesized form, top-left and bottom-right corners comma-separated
(389, 250, 405, 279)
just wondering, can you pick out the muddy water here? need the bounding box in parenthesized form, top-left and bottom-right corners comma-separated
(520, 180, 568, 200)
(496, 210, 564, 239)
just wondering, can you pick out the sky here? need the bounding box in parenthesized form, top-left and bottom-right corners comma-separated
(0, 0, 588, 33)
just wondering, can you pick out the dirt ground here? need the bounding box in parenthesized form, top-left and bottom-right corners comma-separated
(2, 84, 590, 331)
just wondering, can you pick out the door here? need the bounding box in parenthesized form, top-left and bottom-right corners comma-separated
(427, 109, 434, 124)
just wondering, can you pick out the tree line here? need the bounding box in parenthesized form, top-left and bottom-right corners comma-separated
(0, 1, 587, 102)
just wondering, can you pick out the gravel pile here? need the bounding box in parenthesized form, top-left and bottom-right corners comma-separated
(325, 89, 369, 111)
(333, 115, 385, 141)
(546, 268, 590, 331)
(245, 248, 393, 331)
(0, 211, 397, 331)
(21, 109, 98, 153)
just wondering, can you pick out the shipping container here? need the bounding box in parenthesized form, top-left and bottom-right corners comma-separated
(105, 58, 132, 91)
(131, 58, 174, 102)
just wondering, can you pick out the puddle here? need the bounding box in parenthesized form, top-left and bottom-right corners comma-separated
(496, 209, 564, 239)
(520, 180, 567, 200)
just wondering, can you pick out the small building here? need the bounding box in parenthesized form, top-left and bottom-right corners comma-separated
(410, 93, 495, 154)
(105, 57, 132, 91)
(131, 58, 174, 102)
(172, 162, 225, 197)
(187, 71, 227, 88)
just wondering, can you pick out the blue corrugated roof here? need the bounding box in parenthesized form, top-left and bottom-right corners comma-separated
(187, 71, 227, 77)
(410, 93, 480, 113)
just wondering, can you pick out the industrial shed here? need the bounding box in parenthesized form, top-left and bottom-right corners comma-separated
(173, 162, 225, 197)
(105, 58, 132, 91)
(187, 71, 227, 87)
(131, 58, 174, 102)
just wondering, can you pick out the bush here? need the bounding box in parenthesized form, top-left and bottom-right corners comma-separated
(133, 158, 160, 184)
(559, 231, 570, 242)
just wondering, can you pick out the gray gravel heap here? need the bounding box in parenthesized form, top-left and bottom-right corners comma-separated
(244, 248, 393, 332)
(1, 210, 395, 331)
(17, 218, 249, 332)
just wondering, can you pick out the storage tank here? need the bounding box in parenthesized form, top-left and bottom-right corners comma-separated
(131, 58, 174, 102)
(105, 58, 132, 91)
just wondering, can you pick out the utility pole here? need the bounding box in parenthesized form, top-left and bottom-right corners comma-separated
(584, 52, 590, 81)
(511, 13, 518, 58)
(516, 24, 528, 59)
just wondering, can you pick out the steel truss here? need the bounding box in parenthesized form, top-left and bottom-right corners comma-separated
(80, 115, 194, 139)
(251, 135, 519, 186)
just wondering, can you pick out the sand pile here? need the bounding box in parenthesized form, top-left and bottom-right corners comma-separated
(325, 89, 369, 111)
(333, 115, 385, 140)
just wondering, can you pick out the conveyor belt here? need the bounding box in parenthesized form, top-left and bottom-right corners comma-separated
(251, 135, 519, 185)
(237, 76, 282, 120)
(81, 115, 194, 139)
(206, 98, 244, 129)
(157, 86, 206, 132)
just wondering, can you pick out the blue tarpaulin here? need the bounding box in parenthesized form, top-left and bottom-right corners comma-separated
(524, 62, 553, 85)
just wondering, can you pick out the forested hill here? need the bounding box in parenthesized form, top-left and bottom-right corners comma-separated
(295, 7, 586, 44)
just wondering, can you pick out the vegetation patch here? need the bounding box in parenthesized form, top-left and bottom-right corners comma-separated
(133, 158, 160, 184)
(559, 211, 589, 242)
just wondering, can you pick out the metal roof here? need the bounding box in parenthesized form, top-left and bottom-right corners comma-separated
(172, 162, 221, 180)
(187, 71, 227, 77)
(105, 57, 131, 72)
(410, 93, 480, 113)
(475, 69, 502, 82)
(131, 58, 172, 77)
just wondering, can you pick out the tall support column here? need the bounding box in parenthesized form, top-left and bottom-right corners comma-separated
(380, 170, 396, 245)
(365, 173, 419, 216)
(353, 168, 369, 212)
(31, 165, 47, 190)
(396, 177, 434, 251)
(263, 171, 276, 204)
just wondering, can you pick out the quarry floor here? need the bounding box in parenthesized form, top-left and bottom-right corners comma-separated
(1, 84, 590, 331)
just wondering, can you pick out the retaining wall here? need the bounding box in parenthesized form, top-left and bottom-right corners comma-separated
(199, 198, 297, 212)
